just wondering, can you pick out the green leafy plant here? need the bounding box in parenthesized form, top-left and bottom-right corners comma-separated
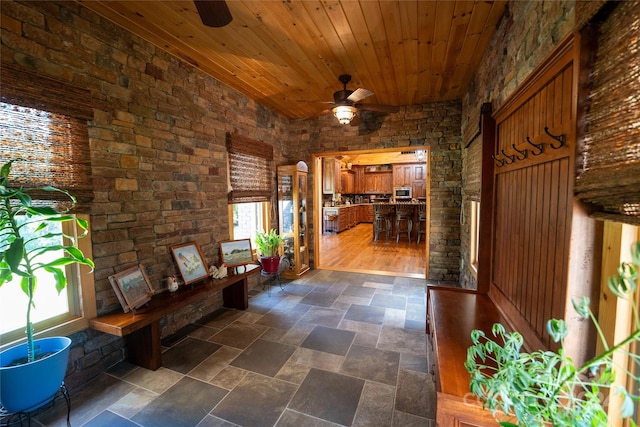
(255, 228, 283, 258)
(0, 160, 94, 363)
(465, 242, 640, 427)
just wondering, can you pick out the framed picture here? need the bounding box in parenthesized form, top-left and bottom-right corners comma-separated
(219, 239, 254, 268)
(170, 241, 209, 285)
(108, 265, 154, 313)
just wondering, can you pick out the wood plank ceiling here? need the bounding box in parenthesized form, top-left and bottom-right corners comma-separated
(79, 0, 507, 120)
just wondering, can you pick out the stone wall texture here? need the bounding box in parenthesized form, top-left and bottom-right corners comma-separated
(459, 0, 575, 289)
(287, 101, 463, 284)
(1, 0, 288, 388)
(1, 0, 463, 389)
(1, 0, 597, 391)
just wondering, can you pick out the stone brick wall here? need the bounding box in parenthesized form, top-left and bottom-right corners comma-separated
(459, 1, 575, 289)
(1, 0, 287, 388)
(0, 0, 525, 391)
(287, 102, 463, 284)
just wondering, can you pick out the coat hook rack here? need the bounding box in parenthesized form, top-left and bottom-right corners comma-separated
(511, 144, 528, 161)
(501, 149, 515, 164)
(492, 153, 505, 168)
(544, 127, 566, 149)
(525, 136, 544, 156)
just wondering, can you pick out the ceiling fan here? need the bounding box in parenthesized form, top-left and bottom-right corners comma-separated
(304, 74, 400, 125)
(193, 0, 233, 28)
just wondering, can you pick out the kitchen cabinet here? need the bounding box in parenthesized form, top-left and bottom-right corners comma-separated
(354, 166, 364, 193)
(364, 171, 392, 194)
(331, 205, 365, 232)
(277, 162, 309, 279)
(393, 164, 414, 187)
(340, 169, 356, 194)
(322, 158, 341, 194)
(393, 163, 427, 198)
(348, 206, 357, 228)
(363, 205, 374, 222)
(411, 163, 427, 198)
(338, 208, 349, 231)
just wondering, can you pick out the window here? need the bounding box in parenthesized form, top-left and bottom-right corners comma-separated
(597, 222, 639, 425)
(0, 64, 95, 349)
(226, 132, 274, 204)
(225, 132, 274, 256)
(469, 201, 481, 276)
(228, 202, 270, 252)
(0, 215, 95, 347)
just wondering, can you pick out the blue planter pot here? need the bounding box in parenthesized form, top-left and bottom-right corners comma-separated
(0, 336, 72, 414)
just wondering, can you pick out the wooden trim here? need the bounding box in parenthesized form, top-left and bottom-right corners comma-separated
(597, 222, 640, 426)
(477, 103, 495, 294)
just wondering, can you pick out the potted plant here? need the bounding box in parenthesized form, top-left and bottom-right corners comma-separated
(0, 160, 94, 413)
(255, 229, 283, 273)
(465, 242, 640, 427)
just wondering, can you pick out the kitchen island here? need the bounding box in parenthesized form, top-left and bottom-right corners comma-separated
(371, 202, 427, 242)
(323, 202, 426, 242)
(323, 203, 374, 234)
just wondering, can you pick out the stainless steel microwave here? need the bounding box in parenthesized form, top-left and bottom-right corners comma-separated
(394, 186, 412, 199)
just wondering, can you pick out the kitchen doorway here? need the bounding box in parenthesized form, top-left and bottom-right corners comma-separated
(312, 147, 429, 279)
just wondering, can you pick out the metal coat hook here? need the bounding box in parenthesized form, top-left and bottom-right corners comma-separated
(511, 144, 528, 161)
(501, 149, 515, 164)
(525, 136, 544, 156)
(492, 153, 505, 168)
(544, 127, 566, 149)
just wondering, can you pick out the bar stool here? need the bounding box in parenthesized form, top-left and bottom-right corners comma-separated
(417, 204, 427, 244)
(373, 204, 393, 242)
(395, 204, 413, 243)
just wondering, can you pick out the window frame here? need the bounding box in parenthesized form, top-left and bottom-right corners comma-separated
(0, 213, 96, 351)
(469, 200, 481, 277)
(228, 201, 271, 256)
(597, 222, 639, 425)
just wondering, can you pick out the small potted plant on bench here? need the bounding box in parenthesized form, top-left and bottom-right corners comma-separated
(255, 229, 283, 274)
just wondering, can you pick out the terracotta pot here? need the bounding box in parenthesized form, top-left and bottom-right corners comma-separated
(260, 256, 280, 273)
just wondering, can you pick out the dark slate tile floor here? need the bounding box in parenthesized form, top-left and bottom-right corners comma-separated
(32, 269, 436, 426)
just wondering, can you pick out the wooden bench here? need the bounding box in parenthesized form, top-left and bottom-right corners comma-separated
(90, 264, 260, 370)
(427, 285, 512, 426)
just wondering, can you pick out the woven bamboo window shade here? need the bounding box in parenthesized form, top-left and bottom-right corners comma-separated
(226, 132, 274, 203)
(576, 1, 640, 224)
(0, 64, 94, 212)
(464, 140, 482, 202)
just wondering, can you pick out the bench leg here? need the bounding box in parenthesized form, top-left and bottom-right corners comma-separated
(223, 278, 248, 309)
(125, 321, 162, 370)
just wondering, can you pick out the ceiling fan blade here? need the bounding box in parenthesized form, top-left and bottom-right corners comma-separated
(296, 100, 335, 104)
(347, 88, 374, 103)
(301, 108, 332, 119)
(349, 115, 361, 127)
(194, 0, 233, 28)
(356, 103, 400, 113)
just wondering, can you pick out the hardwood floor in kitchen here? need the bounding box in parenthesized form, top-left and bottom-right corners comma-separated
(318, 223, 427, 278)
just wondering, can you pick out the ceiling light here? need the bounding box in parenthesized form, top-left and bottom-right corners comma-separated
(332, 105, 357, 125)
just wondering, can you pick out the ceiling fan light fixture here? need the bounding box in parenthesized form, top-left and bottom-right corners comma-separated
(332, 105, 357, 125)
